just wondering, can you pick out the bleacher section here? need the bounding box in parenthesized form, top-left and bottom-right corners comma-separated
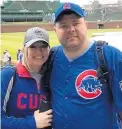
(46, 1, 61, 13)
(3, 2, 25, 11)
(85, 6, 122, 21)
(1, 1, 61, 22)
(86, 9, 102, 21)
(2, 1, 61, 13)
(105, 7, 122, 21)
(1, 1, 122, 23)
(1, 11, 43, 22)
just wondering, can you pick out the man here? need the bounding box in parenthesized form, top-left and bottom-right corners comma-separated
(18, 49, 23, 63)
(2, 50, 11, 66)
(50, 2, 122, 129)
(17, 49, 21, 60)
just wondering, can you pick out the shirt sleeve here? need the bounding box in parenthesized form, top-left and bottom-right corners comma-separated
(113, 58, 122, 112)
(104, 45, 122, 113)
(1, 68, 37, 129)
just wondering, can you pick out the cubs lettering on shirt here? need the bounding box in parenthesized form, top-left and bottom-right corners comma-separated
(17, 93, 46, 109)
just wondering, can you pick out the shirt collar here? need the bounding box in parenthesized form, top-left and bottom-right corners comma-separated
(16, 62, 32, 78)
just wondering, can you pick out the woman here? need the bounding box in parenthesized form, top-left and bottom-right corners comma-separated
(1, 27, 53, 129)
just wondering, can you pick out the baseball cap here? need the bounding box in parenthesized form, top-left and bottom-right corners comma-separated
(24, 27, 49, 47)
(54, 3, 86, 23)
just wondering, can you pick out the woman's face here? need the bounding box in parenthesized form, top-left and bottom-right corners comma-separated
(24, 41, 50, 71)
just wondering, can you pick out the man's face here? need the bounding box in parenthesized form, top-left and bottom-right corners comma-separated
(54, 13, 88, 52)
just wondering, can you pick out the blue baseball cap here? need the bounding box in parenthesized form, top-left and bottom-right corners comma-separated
(54, 2, 86, 23)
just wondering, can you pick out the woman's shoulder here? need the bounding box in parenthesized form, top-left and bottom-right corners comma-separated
(1, 66, 16, 78)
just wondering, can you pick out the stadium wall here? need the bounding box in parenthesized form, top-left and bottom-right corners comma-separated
(1, 24, 53, 33)
(1, 21, 122, 33)
(88, 21, 122, 29)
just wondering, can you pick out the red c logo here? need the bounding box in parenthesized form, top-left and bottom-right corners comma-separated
(75, 69, 102, 99)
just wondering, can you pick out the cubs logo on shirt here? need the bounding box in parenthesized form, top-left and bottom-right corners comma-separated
(75, 69, 103, 99)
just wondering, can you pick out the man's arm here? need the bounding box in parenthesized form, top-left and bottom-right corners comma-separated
(104, 45, 122, 119)
(119, 112, 122, 120)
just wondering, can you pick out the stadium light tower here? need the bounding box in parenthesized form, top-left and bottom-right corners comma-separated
(101, 5, 106, 21)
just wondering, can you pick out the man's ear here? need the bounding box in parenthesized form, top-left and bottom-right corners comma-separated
(85, 20, 88, 27)
(54, 25, 56, 32)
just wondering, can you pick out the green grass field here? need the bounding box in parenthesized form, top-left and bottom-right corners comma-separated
(1, 29, 122, 60)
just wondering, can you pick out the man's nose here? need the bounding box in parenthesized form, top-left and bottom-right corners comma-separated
(68, 25, 75, 32)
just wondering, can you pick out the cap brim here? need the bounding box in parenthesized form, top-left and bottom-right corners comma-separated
(25, 38, 48, 47)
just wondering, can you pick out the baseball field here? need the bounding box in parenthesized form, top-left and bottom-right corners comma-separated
(1, 28, 122, 60)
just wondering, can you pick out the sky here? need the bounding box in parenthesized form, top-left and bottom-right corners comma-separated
(0, 0, 120, 6)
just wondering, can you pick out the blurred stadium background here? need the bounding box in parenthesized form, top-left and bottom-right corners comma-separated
(1, 0, 122, 27)
(1, 0, 122, 64)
